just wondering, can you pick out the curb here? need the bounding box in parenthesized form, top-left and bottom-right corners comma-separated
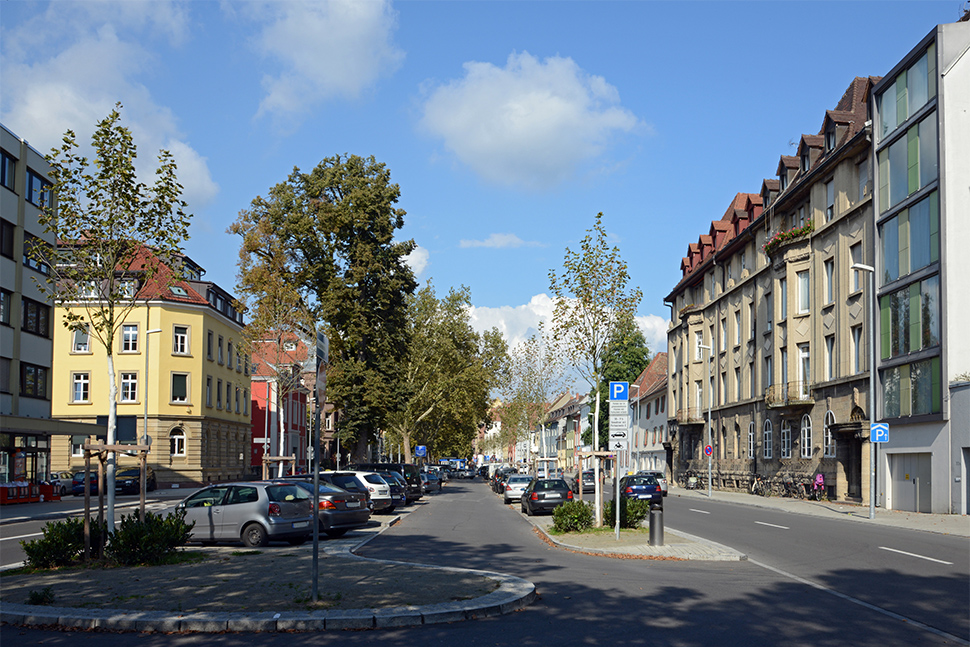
(0, 511, 537, 633)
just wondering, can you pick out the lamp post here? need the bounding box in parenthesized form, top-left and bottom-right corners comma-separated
(142, 328, 162, 517)
(852, 263, 876, 520)
(698, 344, 713, 498)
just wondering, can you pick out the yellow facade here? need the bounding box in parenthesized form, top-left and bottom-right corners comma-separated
(51, 297, 251, 486)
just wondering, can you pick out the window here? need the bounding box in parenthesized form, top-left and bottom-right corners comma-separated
(243, 389, 249, 416)
(800, 414, 813, 458)
(825, 335, 835, 381)
(880, 275, 940, 360)
(850, 244, 863, 292)
(26, 169, 51, 207)
(877, 115, 937, 213)
(206, 376, 213, 407)
(852, 326, 863, 374)
(719, 318, 726, 349)
(71, 435, 86, 457)
(79, 280, 99, 299)
(797, 204, 807, 228)
(747, 422, 755, 457)
(72, 325, 90, 353)
(226, 382, 232, 413)
(0, 218, 14, 258)
(694, 330, 704, 361)
(764, 355, 773, 388)
(798, 344, 810, 398)
(763, 420, 773, 459)
(244, 357, 249, 375)
(824, 259, 834, 304)
(119, 279, 137, 298)
(779, 278, 787, 319)
(781, 420, 792, 459)
(879, 191, 939, 285)
(882, 357, 942, 418)
(823, 411, 836, 458)
(284, 341, 297, 352)
(207, 330, 214, 360)
(877, 44, 936, 142)
(727, 264, 733, 281)
(72, 372, 90, 403)
(733, 311, 740, 346)
(235, 386, 240, 413)
(749, 303, 755, 339)
(825, 126, 836, 152)
(796, 271, 809, 314)
(170, 428, 186, 457)
(120, 372, 137, 403)
(1, 150, 15, 191)
(824, 180, 834, 222)
(740, 252, 746, 271)
(22, 233, 50, 275)
(765, 291, 772, 331)
(801, 151, 811, 173)
(0, 289, 10, 325)
(781, 349, 789, 395)
(122, 324, 138, 352)
(858, 159, 869, 201)
(218, 336, 224, 364)
(694, 380, 702, 412)
(173, 325, 189, 355)
(236, 352, 242, 372)
(216, 379, 223, 409)
(21, 363, 48, 399)
(171, 373, 189, 404)
(21, 297, 50, 337)
(227, 342, 233, 370)
(734, 367, 741, 401)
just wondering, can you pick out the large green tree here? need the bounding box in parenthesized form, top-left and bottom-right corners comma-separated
(384, 283, 506, 462)
(232, 154, 415, 460)
(33, 104, 191, 528)
(548, 212, 642, 526)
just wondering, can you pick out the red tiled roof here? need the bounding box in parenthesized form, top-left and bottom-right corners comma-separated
(632, 352, 668, 399)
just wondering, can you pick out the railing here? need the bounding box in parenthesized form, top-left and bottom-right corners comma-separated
(676, 408, 707, 424)
(765, 381, 813, 407)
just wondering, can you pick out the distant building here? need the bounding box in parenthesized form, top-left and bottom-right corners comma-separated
(629, 352, 668, 476)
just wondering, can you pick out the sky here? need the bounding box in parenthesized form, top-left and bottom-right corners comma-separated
(1, 0, 959, 356)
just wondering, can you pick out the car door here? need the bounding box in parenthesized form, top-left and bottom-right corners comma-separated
(180, 486, 230, 541)
(221, 485, 260, 540)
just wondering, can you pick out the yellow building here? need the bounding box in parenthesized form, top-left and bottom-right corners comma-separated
(50, 253, 251, 486)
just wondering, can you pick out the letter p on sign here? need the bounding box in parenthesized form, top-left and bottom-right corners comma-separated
(610, 381, 629, 401)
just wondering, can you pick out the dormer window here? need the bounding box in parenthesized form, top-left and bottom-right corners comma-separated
(825, 127, 837, 152)
(801, 151, 811, 172)
(779, 173, 788, 191)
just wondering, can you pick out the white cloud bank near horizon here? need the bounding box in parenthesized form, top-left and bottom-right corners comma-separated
(420, 51, 642, 190)
(459, 233, 544, 249)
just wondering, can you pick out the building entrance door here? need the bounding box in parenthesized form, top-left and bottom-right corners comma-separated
(889, 452, 931, 513)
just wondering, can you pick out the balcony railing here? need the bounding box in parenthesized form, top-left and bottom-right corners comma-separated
(676, 408, 707, 424)
(765, 381, 813, 407)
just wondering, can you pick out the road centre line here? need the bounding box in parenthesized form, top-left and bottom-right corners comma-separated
(750, 558, 969, 645)
(688, 508, 711, 514)
(0, 532, 43, 542)
(755, 521, 790, 530)
(879, 546, 953, 565)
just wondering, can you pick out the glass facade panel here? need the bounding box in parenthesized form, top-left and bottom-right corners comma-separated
(882, 357, 941, 419)
(879, 191, 938, 284)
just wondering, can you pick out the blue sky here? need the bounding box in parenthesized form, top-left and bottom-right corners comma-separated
(0, 0, 956, 354)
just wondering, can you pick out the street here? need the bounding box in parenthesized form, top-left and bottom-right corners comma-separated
(2, 479, 968, 646)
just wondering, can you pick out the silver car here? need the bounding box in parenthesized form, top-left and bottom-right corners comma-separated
(638, 471, 668, 497)
(176, 482, 313, 547)
(503, 474, 534, 504)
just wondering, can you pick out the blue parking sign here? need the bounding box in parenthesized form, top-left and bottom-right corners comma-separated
(610, 381, 629, 401)
(415, 445, 427, 457)
(871, 423, 889, 443)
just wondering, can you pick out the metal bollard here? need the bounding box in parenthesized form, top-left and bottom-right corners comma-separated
(649, 507, 664, 546)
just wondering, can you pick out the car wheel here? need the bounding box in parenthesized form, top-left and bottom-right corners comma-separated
(520, 502, 526, 513)
(287, 536, 307, 546)
(241, 522, 268, 548)
(503, 497, 510, 505)
(325, 528, 348, 538)
(148, 478, 157, 492)
(386, 506, 395, 514)
(59, 486, 67, 497)
(525, 503, 533, 517)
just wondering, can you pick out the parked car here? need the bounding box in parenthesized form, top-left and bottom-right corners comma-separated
(71, 471, 99, 496)
(491, 469, 515, 493)
(349, 462, 423, 503)
(571, 470, 596, 494)
(316, 472, 374, 511)
(175, 482, 313, 547)
(618, 474, 663, 508)
(637, 470, 668, 497)
(520, 478, 574, 515)
(115, 466, 157, 494)
(343, 471, 394, 512)
(287, 479, 370, 538)
(503, 474, 534, 504)
(50, 471, 75, 496)
(420, 471, 441, 494)
(376, 471, 408, 507)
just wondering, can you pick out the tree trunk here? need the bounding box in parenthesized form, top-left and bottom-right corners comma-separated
(277, 381, 286, 478)
(594, 386, 602, 527)
(105, 352, 118, 534)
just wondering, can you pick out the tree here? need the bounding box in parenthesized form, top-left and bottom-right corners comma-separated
(233, 154, 416, 461)
(33, 104, 191, 528)
(585, 311, 651, 447)
(384, 283, 507, 462)
(501, 322, 570, 471)
(548, 212, 642, 526)
(229, 207, 316, 476)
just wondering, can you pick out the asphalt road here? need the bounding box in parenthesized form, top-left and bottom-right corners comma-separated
(2, 479, 967, 646)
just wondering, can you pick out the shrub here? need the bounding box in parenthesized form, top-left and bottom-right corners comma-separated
(105, 509, 194, 566)
(26, 586, 55, 606)
(552, 500, 593, 532)
(21, 517, 104, 569)
(604, 498, 653, 529)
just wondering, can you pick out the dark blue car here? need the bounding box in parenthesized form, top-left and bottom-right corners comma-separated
(618, 474, 663, 508)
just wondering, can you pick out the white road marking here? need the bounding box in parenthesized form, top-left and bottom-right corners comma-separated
(688, 508, 711, 514)
(0, 532, 43, 542)
(879, 546, 953, 565)
(755, 521, 790, 530)
(751, 559, 968, 645)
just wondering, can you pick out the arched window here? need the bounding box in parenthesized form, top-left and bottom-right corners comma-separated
(800, 414, 813, 458)
(823, 411, 836, 457)
(170, 427, 186, 457)
(781, 420, 792, 458)
(747, 422, 755, 457)
(763, 420, 773, 459)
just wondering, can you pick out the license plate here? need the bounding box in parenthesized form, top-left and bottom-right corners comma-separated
(546, 493, 560, 499)
(345, 501, 360, 508)
(292, 521, 309, 529)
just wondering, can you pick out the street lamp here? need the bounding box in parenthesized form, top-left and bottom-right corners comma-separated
(851, 263, 876, 520)
(698, 343, 713, 498)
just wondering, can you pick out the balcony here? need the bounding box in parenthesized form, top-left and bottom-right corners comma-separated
(765, 381, 813, 408)
(676, 408, 707, 424)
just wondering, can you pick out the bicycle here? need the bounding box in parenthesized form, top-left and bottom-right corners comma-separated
(750, 474, 771, 497)
(781, 475, 804, 499)
(809, 473, 825, 501)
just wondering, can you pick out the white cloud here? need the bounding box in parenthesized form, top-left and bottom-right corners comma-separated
(0, 2, 219, 210)
(250, 0, 404, 123)
(459, 233, 543, 249)
(467, 294, 556, 350)
(636, 314, 669, 353)
(420, 51, 641, 190)
(405, 245, 430, 277)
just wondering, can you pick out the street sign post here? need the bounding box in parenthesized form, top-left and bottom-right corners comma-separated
(609, 381, 630, 540)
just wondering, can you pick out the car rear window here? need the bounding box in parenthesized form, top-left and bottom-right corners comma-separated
(509, 476, 532, 483)
(363, 474, 385, 485)
(330, 476, 363, 491)
(266, 484, 310, 502)
(629, 476, 658, 486)
(538, 480, 568, 490)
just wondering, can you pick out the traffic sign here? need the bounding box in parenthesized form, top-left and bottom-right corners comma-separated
(415, 445, 427, 457)
(609, 381, 629, 401)
(610, 439, 628, 451)
(609, 400, 628, 415)
(704, 444, 713, 456)
(609, 414, 629, 437)
(871, 423, 889, 443)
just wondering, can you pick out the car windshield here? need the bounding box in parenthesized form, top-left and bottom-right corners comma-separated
(115, 469, 141, 478)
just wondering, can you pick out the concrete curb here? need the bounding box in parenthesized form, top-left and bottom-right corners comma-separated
(0, 512, 537, 633)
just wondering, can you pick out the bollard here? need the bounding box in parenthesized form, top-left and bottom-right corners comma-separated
(649, 507, 664, 546)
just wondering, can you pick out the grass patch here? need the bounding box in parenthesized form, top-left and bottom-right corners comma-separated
(546, 526, 650, 537)
(26, 586, 55, 606)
